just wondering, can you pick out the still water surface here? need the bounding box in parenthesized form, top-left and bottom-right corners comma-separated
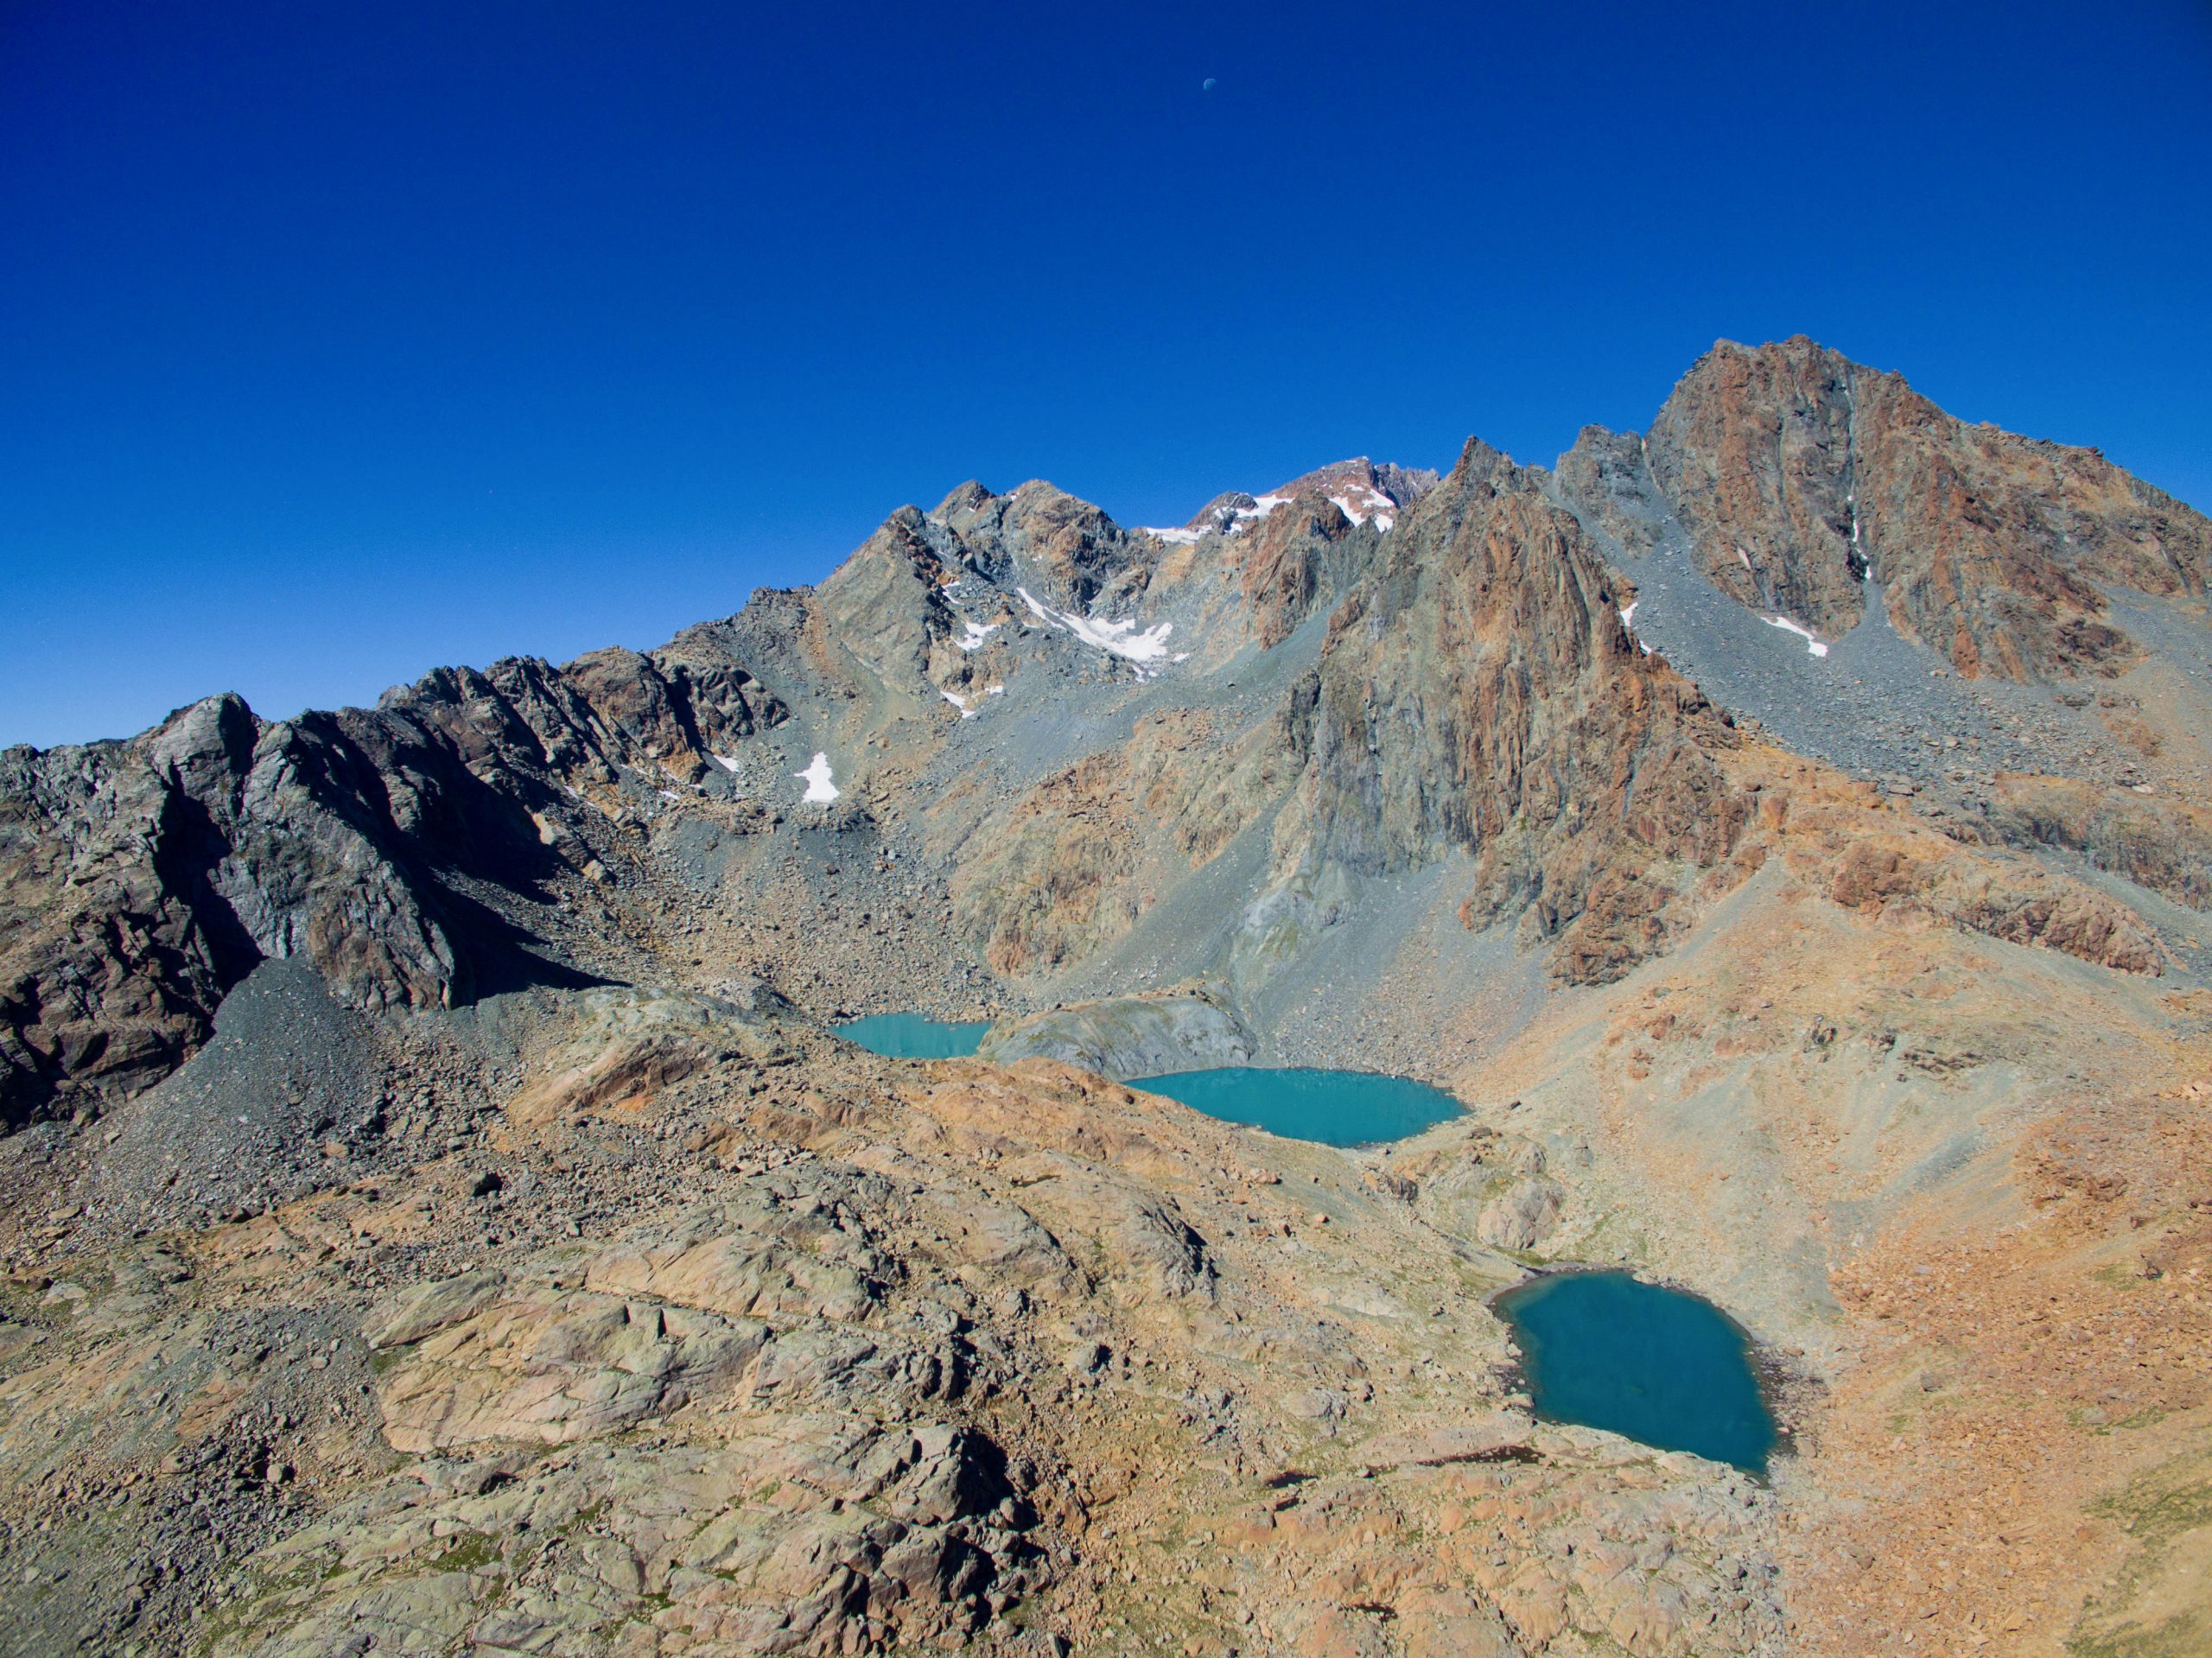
(1130, 1066, 1463, 1147)
(1493, 1270, 1777, 1473)
(833, 1013, 993, 1058)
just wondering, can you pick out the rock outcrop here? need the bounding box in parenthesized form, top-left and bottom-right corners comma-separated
(1986, 772, 2212, 912)
(1566, 335, 2210, 680)
(976, 987, 1255, 1079)
(0, 635, 794, 1124)
(3, 336, 2209, 1658)
(1287, 439, 1751, 982)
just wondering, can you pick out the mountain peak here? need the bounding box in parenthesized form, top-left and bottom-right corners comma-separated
(3, 335, 2209, 1658)
(1629, 334, 2209, 677)
(931, 480, 995, 518)
(1154, 456, 1440, 543)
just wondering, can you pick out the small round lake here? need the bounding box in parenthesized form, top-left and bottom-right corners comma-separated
(1493, 1270, 1777, 1474)
(834, 1013, 993, 1058)
(1128, 1067, 1463, 1147)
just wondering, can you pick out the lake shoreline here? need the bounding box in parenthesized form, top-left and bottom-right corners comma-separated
(1489, 1265, 1791, 1477)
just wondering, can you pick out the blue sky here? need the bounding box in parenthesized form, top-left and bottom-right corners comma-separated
(4, 0, 2209, 747)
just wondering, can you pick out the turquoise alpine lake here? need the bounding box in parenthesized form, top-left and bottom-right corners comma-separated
(1492, 1270, 1777, 1474)
(1128, 1067, 1463, 1147)
(833, 1013, 993, 1058)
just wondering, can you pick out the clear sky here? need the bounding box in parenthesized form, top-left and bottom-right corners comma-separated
(5, 0, 2209, 748)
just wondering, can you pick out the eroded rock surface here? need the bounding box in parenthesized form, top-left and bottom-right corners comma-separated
(976, 988, 1255, 1080)
(3, 338, 2209, 1656)
(1574, 334, 2208, 679)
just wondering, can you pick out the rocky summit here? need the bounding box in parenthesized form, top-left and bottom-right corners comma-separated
(2, 337, 2209, 1657)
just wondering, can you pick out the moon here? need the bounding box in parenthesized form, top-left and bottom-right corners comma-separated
(1202, 77, 1216, 91)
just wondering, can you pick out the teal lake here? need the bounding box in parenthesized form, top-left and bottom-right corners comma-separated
(834, 1013, 993, 1058)
(1492, 1270, 1777, 1473)
(1128, 1067, 1463, 1147)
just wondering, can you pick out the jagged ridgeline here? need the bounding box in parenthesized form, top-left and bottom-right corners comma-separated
(5, 340, 2208, 1125)
(3, 337, 2212, 1658)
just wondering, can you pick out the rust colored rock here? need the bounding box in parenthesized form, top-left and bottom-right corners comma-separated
(1299, 437, 1749, 983)
(1610, 336, 2209, 681)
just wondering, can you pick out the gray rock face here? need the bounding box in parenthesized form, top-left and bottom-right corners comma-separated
(0, 633, 787, 1124)
(0, 689, 476, 1123)
(7, 337, 2209, 1127)
(1289, 437, 1751, 983)
(975, 989, 1255, 1081)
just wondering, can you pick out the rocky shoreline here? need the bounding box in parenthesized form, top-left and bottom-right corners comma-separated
(3, 340, 2208, 1655)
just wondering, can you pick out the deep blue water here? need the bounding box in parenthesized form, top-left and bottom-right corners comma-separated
(1492, 1270, 1777, 1473)
(1128, 1066, 1463, 1147)
(834, 1013, 993, 1058)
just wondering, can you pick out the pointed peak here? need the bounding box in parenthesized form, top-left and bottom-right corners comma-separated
(146, 692, 260, 778)
(1006, 478, 1090, 509)
(932, 480, 995, 519)
(1448, 435, 1517, 486)
(1675, 334, 1860, 396)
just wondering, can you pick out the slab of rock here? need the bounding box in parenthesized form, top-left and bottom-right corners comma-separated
(976, 988, 1254, 1082)
(1354, 1410, 1535, 1471)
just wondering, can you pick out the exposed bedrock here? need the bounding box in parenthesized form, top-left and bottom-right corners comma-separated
(974, 987, 1256, 1081)
(0, 638, 786, 1124)
(2, 335, 2209, 1658)
(1566, 334, 2209, 680)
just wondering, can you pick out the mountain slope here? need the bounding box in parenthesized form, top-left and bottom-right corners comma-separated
(1575, 334, 2208, 677)
(1, 340, 2209, 1656)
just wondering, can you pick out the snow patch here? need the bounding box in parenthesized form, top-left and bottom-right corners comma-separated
(657, 789, 680, 802)
(1763, 615, 1830, 657)
(940, 688, 979, 719)
(1327, 486, 1398, 530)
(1015, 587, 1175, 664)
(957, 618, 1000, 651)
(985, 683, 1005, 696)
(797, 753, 840, 803)
(711, 753, 741, 773)
(1175, 490, 1299, 540)
(1619, 601, 1638, 630)
(1218, 492, 1289, 536)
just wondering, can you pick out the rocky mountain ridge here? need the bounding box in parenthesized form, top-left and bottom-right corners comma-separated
(14, 338, 2204, 1127)
(1, 337, 2209, 1656)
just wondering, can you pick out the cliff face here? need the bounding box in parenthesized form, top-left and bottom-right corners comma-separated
(0, 692, 471, 1117)
(1642, 339, 1870, 637)
(11, 338, 2208, 1121)
(1844, 362, 2206, 677)
(0, 640, 785, 1122)
(3, 340, 2210, 1658)
(1287, 440, 1749, 981)
(1598, 335, 2209, 678)
(907, 441, 1757, 994)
